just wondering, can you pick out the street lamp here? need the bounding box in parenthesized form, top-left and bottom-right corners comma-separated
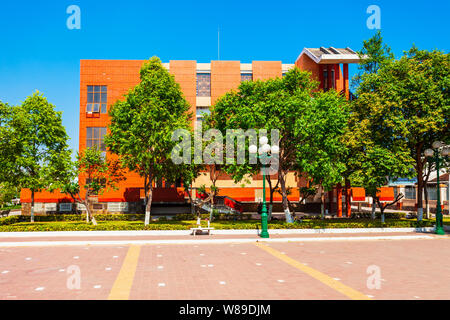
(249, 136, 279, 238)
(424, 141, 449, 235)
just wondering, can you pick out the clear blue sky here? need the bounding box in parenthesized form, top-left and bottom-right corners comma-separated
(0, 0, 448, 155)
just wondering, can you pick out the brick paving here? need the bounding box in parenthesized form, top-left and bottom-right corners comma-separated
(0, 233, 449, 300)
(0, 231, 434, 243)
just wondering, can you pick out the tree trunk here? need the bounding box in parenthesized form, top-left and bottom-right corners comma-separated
(336, 183, 343, 217)
(320, 186, 325, 219)
(424, 184, 430, 219)
(144, 183, 153, 226)
(267, 176, 275, 221)
(85, 200, 97, 225)
(371, 194, 377, 220)
(416, 147, 424, 221)
(279, 171, 293, 223)
(345, 178, 351, 217)
(30, 189, 35, 223)
(209, 192, 214, 221)
(375, 198, 385, 223)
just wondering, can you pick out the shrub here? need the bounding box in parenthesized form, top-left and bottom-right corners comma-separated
(350, 212, 406, 219)
(0, 215, 20, 226)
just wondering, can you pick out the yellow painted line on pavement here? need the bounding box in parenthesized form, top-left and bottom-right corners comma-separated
(108, 245, 141, 300)
(255, 242, 372, 300)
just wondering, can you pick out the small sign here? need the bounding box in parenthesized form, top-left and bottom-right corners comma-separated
(59, 203, 72, 212)
(45, 203, 57, 212)
(107, 202, 129, 212)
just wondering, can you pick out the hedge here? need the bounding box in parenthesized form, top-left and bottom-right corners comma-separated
(0, 213, 252, 225)
(0, 218, 435, 232)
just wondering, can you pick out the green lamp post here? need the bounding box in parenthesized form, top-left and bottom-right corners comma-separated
(249, 136, 279, 239)
(424, 141, 449, 235)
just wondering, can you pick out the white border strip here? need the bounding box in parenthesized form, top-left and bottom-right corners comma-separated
(0, 235, 434, 247)
(0, 227, 435, 238)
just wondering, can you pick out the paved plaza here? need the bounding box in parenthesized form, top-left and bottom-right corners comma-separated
(0, 232, 449, 300)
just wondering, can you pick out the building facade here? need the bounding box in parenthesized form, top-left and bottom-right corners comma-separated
(21, 47, 371, 215)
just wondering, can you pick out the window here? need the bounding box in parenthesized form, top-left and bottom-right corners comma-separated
(404, 186, 416, 200)
(330, 68, 335, 89)
(425, 186, 438, 201)
(196, 107, 210, 127)
(196, 73, 211, 97)
(323, 69, 328, 91)
(87, 85, 107, 113)
(86, 127, 107, 151)
(241, 73, 253, 82)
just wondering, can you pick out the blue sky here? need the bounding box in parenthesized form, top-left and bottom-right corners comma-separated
(0, 0, 448, 155)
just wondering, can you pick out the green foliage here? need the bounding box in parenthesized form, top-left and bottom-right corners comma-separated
(0, 183, 19, 207)
(294, 89, 350, 191)
(0, 101, 20, 183)
(211, 67, 349, 216)
(0, 217, 435, 232)
(352, 30, 394, 89)
(5, 92, 72, 195)
(105, 57, 197, 222)
(60, 147, 125, 224)
(351, 46, 449, 214)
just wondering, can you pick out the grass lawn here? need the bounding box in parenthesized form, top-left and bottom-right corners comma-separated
(0, 218, 437, 232)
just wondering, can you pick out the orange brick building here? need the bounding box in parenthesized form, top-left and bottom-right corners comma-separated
(21, 47, 363, 214)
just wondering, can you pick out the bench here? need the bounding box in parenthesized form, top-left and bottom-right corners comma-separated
(190, 218, 214, 236)
(190, 227, 215, 236)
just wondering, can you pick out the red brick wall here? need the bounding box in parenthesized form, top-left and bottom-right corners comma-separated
(252, 61, 282, 80)
(211, 61, 241, 104)
(169, 60, 197, 117)
(295, 54, 320, 85)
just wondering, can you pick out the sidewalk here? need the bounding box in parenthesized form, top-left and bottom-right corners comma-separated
(0, 229, 439, 247)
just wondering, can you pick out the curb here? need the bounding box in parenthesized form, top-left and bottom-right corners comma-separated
(0, 227, 436, 238)
(0, 234, 435, 247)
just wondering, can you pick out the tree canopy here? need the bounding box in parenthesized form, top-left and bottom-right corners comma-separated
(212, 68, 350, 220)
(8, 92, 71, 222)
(105, 57, 196, 225)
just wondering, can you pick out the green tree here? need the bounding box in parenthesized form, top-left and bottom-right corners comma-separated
(0, 101, 20, 185)
(212, 67, 348, 221)
(346, 31, 395, 217)
(0, 183, 19, 208)
(105, 57, 193, 225)
(352, 30, 394, 89)
(62, 147, 124, 225)
(294, 90, 350, 218)
(353, 47, 449, 221)
(9, 92, 71, 222)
